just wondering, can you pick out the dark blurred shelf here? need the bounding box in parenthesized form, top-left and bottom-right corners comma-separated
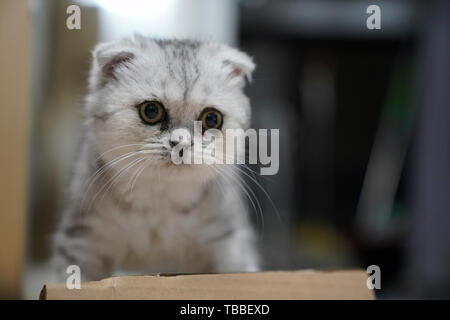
(241, 0, 422, 39)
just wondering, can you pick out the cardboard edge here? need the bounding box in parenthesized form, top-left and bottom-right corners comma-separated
(39, 270, 375, 300)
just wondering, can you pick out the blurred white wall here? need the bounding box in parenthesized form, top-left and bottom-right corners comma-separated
(77, 0, 239, 45)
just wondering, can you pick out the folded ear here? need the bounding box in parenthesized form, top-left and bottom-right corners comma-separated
(220, 47, 255, 85)
(90, 42, 135, 87)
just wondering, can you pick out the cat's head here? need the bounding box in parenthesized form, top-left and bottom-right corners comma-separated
(85, 35, 255, 183)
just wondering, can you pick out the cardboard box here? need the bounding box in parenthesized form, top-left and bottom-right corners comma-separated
(40, 270, 374, 300)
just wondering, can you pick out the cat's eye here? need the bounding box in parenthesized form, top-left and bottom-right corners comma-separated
(200, 108, 223, 130)
(138, 101, 165, 125)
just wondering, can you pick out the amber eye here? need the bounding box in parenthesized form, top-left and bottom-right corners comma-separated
(200, 108, 223, 130)
(138, 101, 165, 125)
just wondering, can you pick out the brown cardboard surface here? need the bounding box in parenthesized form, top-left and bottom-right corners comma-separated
(40, 270, 374, 300)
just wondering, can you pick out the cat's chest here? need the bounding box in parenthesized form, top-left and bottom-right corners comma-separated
(98, 174, 220, 270)
(112, 191, 217, 271)
(115, 175, 209, 213)
(108, 178, 212, 240)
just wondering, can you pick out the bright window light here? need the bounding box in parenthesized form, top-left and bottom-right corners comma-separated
(77, 0, 174, 17)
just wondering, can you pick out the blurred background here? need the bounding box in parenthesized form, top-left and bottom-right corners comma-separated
(0, 0, 448, 299)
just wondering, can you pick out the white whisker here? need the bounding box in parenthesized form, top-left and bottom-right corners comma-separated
(92, 157, 146, 210)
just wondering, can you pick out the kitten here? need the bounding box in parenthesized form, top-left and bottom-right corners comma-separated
(50, 35, 260, 281)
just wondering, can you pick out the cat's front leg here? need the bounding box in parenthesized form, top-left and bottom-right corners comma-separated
(50, 224, 116, 283)
(210, 227, 261, 273)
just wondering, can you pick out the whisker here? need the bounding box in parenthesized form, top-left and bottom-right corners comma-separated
(129, 158, 151, 193)
(207, 161, 264, 240)
(86, 149, 162, 194)
(94, 143, 145, 162)
(92, 157, 146, 210)
(89, 149, 163, 209)
(199, 156, 265, 240)
(217, 151, 274, 182)
(233, 164, 283, 226)
(81, 151, 140, 208)
(205, 150, 281, 224)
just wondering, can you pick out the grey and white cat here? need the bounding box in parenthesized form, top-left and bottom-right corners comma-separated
(50, 35, 260, 282)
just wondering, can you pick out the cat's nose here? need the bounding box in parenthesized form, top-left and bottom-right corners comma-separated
(169, 138, 193, 148)
(169, 140, 179, 148)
